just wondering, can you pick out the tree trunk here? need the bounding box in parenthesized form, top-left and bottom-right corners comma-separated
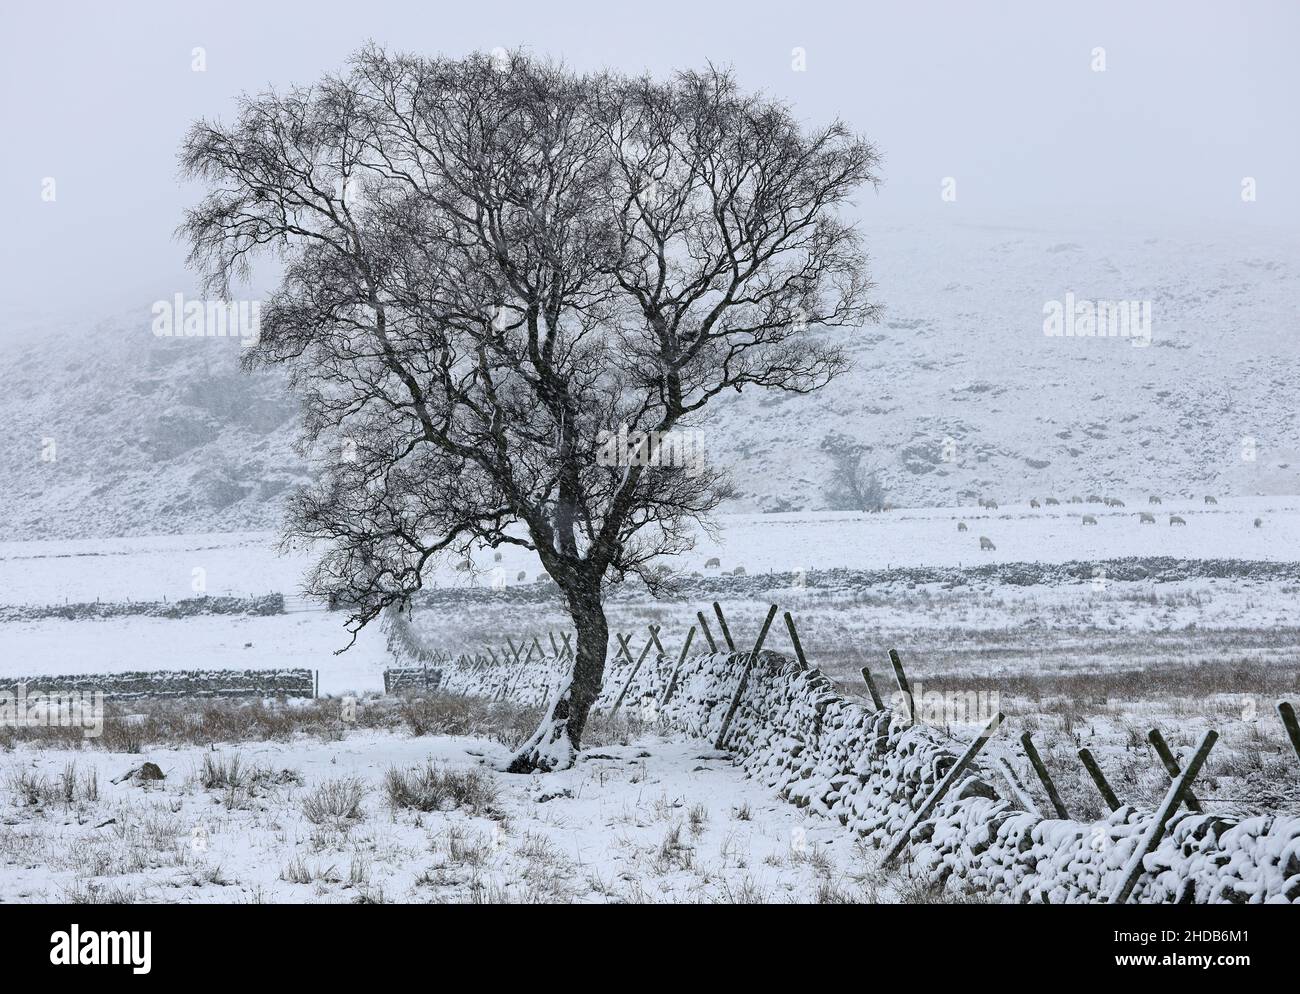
(507, 582, 608, 773)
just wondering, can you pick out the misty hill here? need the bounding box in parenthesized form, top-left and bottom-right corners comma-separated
(713, 219, 1300, 512)
(2, 219, 1297, 541)
(0, 313, 308, 542)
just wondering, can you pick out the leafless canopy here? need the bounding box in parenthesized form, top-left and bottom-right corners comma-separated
(180, 45, 879, 643)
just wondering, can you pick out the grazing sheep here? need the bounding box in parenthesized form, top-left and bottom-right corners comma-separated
(977, 498, 988, 508)
(1045, 497, 1060, 505)
(1069, 496, 1083, 504)
(957, 521, 968, 532)
(1029, 499, 1041, 509)
(1149, 495, 1162, 505)
(986, 500, 999, 510)
(1081, 514, 1098, 525)
(705, 557, 721, 569)
(516, 571, 527, 582)
(1204, 496, 1218, 505)
(1087, 494, 1103, 503)
(732, 566, 746, 576)
(1170, 515, 1187, 526)
(1139, 512, 1155, 524)
(455, 559, 472, 571)
(1254, 517, 1263, 528)
(493, 551, 503, 562)
(979, 536, 996, 550)
(1111, 498, 1126, 507)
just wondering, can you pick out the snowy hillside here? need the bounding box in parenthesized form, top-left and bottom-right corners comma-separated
(0, 310, 309, 541)
(718, 218, 1300, 512)
(3, 219, 1297, 539)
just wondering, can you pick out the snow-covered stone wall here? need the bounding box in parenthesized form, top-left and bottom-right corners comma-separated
(387, 610, 1300, 904)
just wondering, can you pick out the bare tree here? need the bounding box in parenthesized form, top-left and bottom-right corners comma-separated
(180, 47, 880, 771)
(821, 432, 887, 511)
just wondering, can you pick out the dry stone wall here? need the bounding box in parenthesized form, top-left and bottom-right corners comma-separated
(386, 609, 1300, 904)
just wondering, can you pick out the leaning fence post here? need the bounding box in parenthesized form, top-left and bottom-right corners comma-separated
(1020, 731, 1070, 819)
(661, 626, 696, 705)
(859, 667, 885, 711)
(888, 649, 914, 726)
(883, 712, 1005, 864)
(646, 624, 664, 657)
(610, 638, 657, 716)
(559, 632, 573, 659)
(994, 756, 1040, 816)
(1147, 729, 1202, 812)
(1077, 748, 1122, 811)
(548, 632, 560, 658)
(696, 611, 718, 653)
(1277, 701, 1300, 764)
(614, 633, 634, 664)
(1109, 729, 1218, 904)
(712, 602, 736, 652)
(782, 612, 809, 669)
(713, 604, 778, 750)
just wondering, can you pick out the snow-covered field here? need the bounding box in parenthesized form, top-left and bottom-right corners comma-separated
(2, 495, 1297, 606)
(2, 502, 1299, 902)
(1, 614, 390, 697)
(4, 500, 1300, 696)
(0, 728, 915, 904)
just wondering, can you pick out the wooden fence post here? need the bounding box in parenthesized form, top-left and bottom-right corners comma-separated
(1020, 731, 1070, 819)
(883, 712, 1005, 864)
(888, 648, 914, 726)
(614, 633, 634, 664)
(1277, 701, 1300, 764)
(713, 604, 778, 750)
(610, 637, 658, 716)
(782, 612, 809, 669)
(712, 602, 736, 652)
(548, 632, 560, 658)
(994, 756, 1040, 817)
(1077, 748, 1122, 811)
(646, 624, 664, 657)
(696, 611, 718, 653)
(1109, 730, 1218, 904)
(559, 632, 573, 659)
(502, 651, 532, 700)
(661, 626, 696, 705)
(859, 667, 885, 711)
(1147, 729, 1202, 812)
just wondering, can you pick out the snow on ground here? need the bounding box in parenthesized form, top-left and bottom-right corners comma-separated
(4, 499, 1299, 698)
(2, 496, 1297, 607)
(1, 614, 389, 697)
(0, 531, 311, 606)
(0, 730, 907, 904)
(690, 497, 1300, 574)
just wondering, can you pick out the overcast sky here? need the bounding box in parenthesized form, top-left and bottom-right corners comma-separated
(2, 0, 1297, 333)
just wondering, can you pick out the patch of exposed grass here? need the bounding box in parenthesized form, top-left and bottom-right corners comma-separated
(301, 778, 366, 826)
(383, 763, 496, 814)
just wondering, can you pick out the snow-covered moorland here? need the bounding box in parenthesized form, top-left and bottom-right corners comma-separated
(2, 503, 1299, 902)
(0, 706, 929, 904)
